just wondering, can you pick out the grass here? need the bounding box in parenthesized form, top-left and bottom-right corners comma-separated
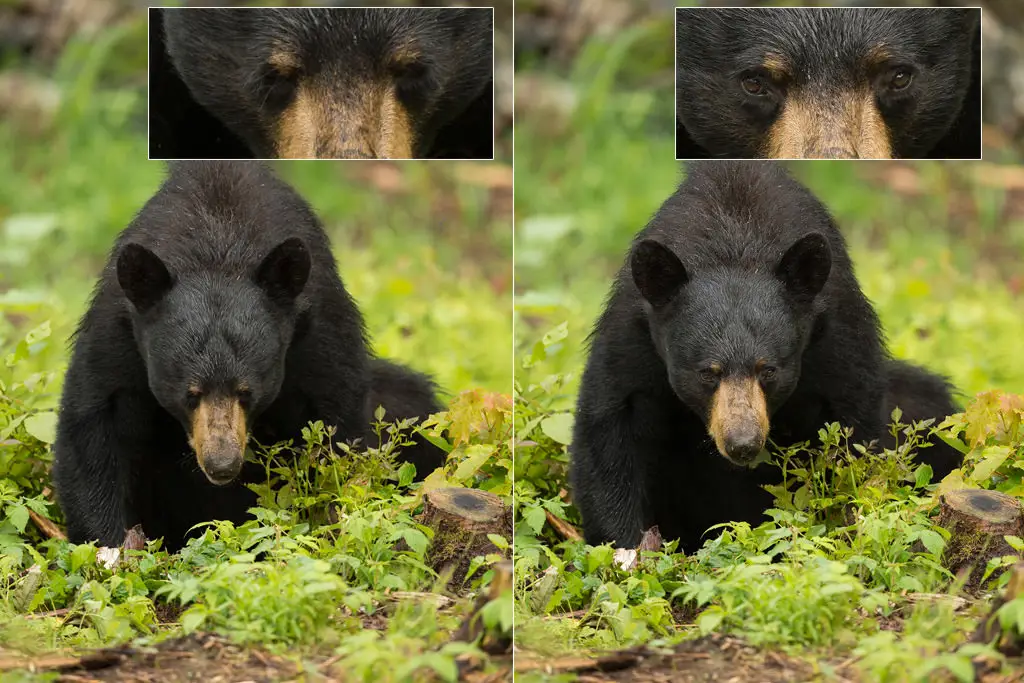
(513, 24, 1024, 683)
(0, 20, 512, 682)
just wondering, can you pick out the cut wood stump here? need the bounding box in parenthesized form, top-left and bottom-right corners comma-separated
(421, 488, 511, 589)
(937, 489, 1024, 590)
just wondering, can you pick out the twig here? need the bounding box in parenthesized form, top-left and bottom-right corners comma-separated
(29, 510, 66, 540)
(542, 609, 588, 621)
(389, 591, 455, 609)
(24, 607, 71, 621)
(545, 510, 581, 542)
(514, 652, 643, 674)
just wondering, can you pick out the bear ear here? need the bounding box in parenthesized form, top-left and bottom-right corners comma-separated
(776, 232, 832, 302)
(117, 243, 173, 313)
(255, 237, 311, 303)
(630, 239, 689, 307)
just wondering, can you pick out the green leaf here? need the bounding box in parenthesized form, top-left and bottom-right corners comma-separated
(542, 321, 569, 347)
(6, 504, 29, 533)
(180, 606, 207, 633)
(938, 654, 975, 682)
(70, 543, 97, 573)
(23, 411, 57, 444)
(486, 533, 509, 551)
(397, 461, 417, 487)
(540, 413, 574, 445)
(696, 606, 725, 635)
(401, 528, 429, 556)
(454, 444, 495, 482)
(970, 445, 1012, 483)
(916, 529, 945, 556)
(524, 505, 547, 535)
(914, 463, 934, 489)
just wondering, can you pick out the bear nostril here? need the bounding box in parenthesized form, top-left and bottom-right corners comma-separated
(201, 451, 243, 485)
(723, 429, 765, 464)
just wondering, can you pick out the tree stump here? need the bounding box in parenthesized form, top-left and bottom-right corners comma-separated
(421, 488, 511, 589)
(937, 489, 1024, 590)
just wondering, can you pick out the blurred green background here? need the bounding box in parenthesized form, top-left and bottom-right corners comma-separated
(514, 2, 1024, 404)
(0, 5, 513, 411)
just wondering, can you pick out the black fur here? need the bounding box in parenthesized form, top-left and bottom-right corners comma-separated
(570, 162, 961, 553)
(149, 7, 493, 159)
(675, 8, 980, 159)
(53, 161, 444, 551)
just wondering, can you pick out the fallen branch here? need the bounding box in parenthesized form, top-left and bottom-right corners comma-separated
(23, 607, 71, 621)
(513, 651, 644, 674)
(0, 650, 124, 673)
(28, 510, 66, 541)
(389, 591, 455, 609)
(544, 510, 581, 542)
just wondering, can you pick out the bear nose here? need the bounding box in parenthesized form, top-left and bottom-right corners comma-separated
(723, 427, 765, 465)
(202, 449, 243, 485)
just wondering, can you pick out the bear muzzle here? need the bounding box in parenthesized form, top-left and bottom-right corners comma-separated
(708, 377, 770, 466)
(189, 396, 247, 485)
(765, 90, 893, 160)
(274, 79, 415, 159)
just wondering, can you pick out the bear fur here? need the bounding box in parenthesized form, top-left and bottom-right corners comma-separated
(570, 161, 961, 553)
(675, 8, 980, 159)
(53, 161, 444, 551)
(149, 7, 494, 160)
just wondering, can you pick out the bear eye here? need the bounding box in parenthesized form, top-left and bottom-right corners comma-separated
(888, 69, 913, 91)
(391, 59, 434, 108)
(698, 366, 722, 385)
(185, 389, 202, 411)
(741, 76, 767, 96)
(760, 366, 778, 381)
(237, 387, 253, 408)
(259, 65, 300, 111)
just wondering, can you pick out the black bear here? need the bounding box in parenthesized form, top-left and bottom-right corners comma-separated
(675, 8, 980, 160)
(53, 161, 444, 551)
(570, 161, 961, 553)
(149, 7, 494, 160)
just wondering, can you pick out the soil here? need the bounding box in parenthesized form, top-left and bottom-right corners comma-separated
(516, 635, 854, 683)
(1, 632, 512, 682)
(515, 634, 1024, 683)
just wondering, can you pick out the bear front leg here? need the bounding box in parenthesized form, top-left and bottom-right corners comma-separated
(53, 409, 147, 548)
(569, 409, 653, 549)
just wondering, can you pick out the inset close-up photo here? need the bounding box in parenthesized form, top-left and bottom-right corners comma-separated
(149, 6, 496, 160)
(675, 6, 982, 160)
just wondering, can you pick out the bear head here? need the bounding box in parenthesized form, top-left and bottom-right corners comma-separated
(116, 237, 311, 485)
(631, 232, 832, 465)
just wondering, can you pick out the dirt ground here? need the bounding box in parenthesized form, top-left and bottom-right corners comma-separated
(0, 633, 512, 682)
(515, 633, 1024, 683)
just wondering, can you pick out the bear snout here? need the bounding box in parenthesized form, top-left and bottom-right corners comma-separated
(199, 444, 244, 485)
(189, 396, 247, 485)
(708, 376, 770, 466)
(720, 425, 765, 465)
